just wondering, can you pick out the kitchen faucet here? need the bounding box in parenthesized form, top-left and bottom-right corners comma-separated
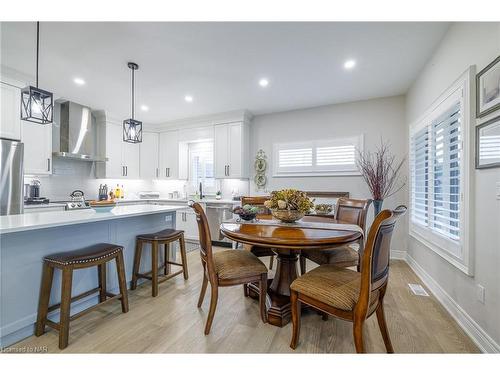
(199, 182, 204, 199)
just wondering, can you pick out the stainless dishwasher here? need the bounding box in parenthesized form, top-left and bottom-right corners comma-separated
(205, 203, 235, 245)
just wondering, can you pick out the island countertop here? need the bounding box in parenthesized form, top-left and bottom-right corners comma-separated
(0, 204, 185, 234)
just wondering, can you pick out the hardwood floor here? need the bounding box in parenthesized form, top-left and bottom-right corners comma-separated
(11, 247, 479, 353)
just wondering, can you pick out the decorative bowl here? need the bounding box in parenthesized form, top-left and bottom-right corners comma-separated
(271, 209, 304, 223)
(237, 212, 257, 221)
(89, 200, 116, 213)
(314, 204, 333, 215)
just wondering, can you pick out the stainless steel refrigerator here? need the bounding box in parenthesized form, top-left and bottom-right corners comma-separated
(0, 138, 24, 215)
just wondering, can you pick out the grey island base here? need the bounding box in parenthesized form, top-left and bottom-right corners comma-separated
(0, 204, 184, 347)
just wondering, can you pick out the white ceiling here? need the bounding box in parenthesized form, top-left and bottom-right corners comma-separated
(1, 22, 449, 124)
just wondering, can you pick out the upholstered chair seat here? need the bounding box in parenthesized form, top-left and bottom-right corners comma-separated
(213, 250, 268, 280)
(291, 265, 379, 311)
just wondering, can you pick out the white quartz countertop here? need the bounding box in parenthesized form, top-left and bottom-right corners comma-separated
(0, 204, 185, 234)
(115, 198, 239, 205)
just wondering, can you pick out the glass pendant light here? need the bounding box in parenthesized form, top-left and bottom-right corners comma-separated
(20, 22, 53, 124)
(123, 62, 142, 143)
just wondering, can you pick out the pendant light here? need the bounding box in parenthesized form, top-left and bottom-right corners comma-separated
(20, 21, 53, 124)
(123, 62, 142, 143)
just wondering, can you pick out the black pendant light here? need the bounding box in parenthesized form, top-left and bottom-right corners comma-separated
(123, 62, 142, 143)
(20, 22, 53, 124)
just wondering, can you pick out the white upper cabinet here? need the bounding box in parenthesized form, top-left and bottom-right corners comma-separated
(21, 120, 52, 175)
(214, 122, 249, 179)
(97, 122, 140, 179)
(159, 130, 180, 179)
(122, 140, 140, 179)
(140, 132, 159, 179)
(1, 82, 22, 141)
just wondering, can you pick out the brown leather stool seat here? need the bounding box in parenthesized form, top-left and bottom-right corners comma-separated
(44, 243, 123, 266)
(136, 228, 183, 241)
(36, 243, 129, 350)
(132, 228, 188, 297)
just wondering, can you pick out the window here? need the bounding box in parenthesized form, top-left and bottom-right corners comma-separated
(188, 141, 215, 192)
(409, 68, 473, 275)
(273, 136, 363, 176)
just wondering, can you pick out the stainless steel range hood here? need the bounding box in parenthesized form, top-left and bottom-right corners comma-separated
(52, 101, 107, 162)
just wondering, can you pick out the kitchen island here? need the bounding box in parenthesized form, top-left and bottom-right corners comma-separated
(0, 204, 185, 347)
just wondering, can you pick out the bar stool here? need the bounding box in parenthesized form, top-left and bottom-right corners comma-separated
(131, 228, 189, 297)
(35, 243, 129, 349)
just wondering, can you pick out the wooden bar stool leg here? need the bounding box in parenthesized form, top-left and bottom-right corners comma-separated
(115, 252, 129, 313)
(164, 243, 171, 275)
(131, 240, 143, 290)
(151, 241, 159, 297)
(179, 234, 189, 280)
(98, 264, 107, 303)
(59, 267, 73, 349)
(35, 262, 54, 336)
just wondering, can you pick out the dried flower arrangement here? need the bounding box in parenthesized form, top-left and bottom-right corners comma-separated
(264, 189, 314, 213)
(356, 140, 406, 201)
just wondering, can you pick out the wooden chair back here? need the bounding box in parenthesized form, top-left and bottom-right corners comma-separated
(356, 205, 406, 315)
(335, 198, 372, 231)
(189, 201, 216, 280)
(241, 196, 271, 219)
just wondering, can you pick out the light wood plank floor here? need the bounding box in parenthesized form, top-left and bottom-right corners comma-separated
(11, 247, 479, 353)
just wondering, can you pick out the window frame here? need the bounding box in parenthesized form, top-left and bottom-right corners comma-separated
(187, 139, 216, 194)
(272, 135, 364, 177)
(408, 67, 475, 275)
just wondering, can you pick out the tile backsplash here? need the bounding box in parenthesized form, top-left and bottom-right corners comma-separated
(25, 158, 248, 201)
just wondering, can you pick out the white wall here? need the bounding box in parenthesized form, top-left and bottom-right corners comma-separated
(250, 95, 408, 252)
(406, 22, 500, 351)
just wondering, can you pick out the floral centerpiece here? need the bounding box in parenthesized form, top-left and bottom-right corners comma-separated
(264, 189, 314, 223)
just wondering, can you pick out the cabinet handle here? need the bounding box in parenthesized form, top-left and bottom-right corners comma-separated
(125, 166, 128, 176)
(224, 165, 227, 176)
(227, 165, 230, 176)
(47, 158, 50, 172)
(122, 166, 125, 176)
(165, 168, 168, 177)
(156, 168, 159, 178)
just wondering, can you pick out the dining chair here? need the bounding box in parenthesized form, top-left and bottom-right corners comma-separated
(240, 196, 275, 270)
(299, 198, 372, 274)
(189, 201, 268, 335)
(289, 205, 407, 353)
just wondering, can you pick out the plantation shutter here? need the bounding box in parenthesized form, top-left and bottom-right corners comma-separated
(410, 101, 462, 244)
(430, 105, 461, 240)
(274, 136, 362, 176)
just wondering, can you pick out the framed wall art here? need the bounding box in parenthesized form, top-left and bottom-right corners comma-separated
(476, 115, 500, 169)
(476, 55, 500, 118)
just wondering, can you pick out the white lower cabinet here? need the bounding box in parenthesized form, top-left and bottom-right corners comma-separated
(21, 120, 52, 175)
(176, 206, 201, 241)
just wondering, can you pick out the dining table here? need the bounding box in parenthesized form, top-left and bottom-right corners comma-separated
(220, 216, 363, 327)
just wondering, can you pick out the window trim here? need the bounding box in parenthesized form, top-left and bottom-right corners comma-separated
(272, 135, 364, 177)
(408, 67, 475, 276)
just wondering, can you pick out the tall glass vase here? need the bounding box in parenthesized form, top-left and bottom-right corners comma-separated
(373, 199, 383, 217)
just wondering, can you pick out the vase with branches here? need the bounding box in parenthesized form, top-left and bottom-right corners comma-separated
(356, 141, 406, 216)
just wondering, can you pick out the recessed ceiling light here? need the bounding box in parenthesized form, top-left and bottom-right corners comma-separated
(140, 105, 149, 112)
(259, 78, 269, 87)
(184, 95, 193, 103)
(73, 77, 86, 86)
(344, 59, 356, 70)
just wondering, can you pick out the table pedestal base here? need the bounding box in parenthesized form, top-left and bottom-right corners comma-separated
(247, 249, 300, 327)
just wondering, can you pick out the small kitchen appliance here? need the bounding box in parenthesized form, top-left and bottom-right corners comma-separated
(65, 190, 91, 210)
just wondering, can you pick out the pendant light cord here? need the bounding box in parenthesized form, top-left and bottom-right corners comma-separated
(131, 67, 135, 119)
(36, 21, 40, 88)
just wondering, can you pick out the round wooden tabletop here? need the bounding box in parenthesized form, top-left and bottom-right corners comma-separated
(220, 217, 362, 250)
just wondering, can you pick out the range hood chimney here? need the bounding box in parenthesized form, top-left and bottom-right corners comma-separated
(52, 101, 106, 162)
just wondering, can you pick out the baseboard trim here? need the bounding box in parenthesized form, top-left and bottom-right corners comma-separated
(390, 249, 407, 260)
(406, 254, 500, 353)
